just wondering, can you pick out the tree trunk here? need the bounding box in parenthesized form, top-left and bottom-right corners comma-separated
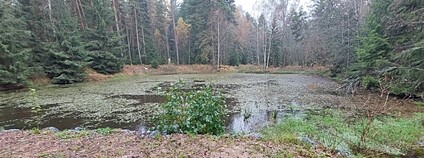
(140, 20, 147, 64)
(263, 27, 267, 69)
(267, 33, 272, 69)
(75, 0, 84, 29)
(165, 29, 171, 64)
(188, 32, 191, 65)
(217, 12, 221, 69)
(171, 0, 179, 65)
(47, 0, 54, 35)
(256, 27, 260, 66)
(89, 0, 93, 7)
(134, 4, 142, 64)
(111, 0, 123, 58)
(126, 21, 133, 65)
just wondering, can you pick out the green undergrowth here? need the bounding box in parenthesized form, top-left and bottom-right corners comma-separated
(262, 110, 424, 156)
(153, 81, 228, 135)
(95, 127, 115, 135)
(414, 101, 424, 107)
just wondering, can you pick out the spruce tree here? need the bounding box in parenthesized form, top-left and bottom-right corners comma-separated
(84, 0, 123, 74)
(44, 0, 87, 84)
(138, 0, 157, 65)
(0, 0, 31, 88)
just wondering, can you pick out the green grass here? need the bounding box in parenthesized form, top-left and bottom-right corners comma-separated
(262, 110, 424, 156)
(414, 101, 424, 107)
(95, 127, 115, 135)
(30, 128, 41, 134)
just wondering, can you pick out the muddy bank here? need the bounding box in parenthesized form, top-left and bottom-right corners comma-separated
(1, 73, 421, 133)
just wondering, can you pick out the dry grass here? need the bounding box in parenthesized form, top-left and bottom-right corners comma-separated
(122, 64, 219, 75)
(28, 74, 51, 86)
(0, 131, 334, 158)
(238, 64, 329, 74)
(31, 64, 330, 84)
(351, 94, 424, 115)
(85, 68, 112, 82)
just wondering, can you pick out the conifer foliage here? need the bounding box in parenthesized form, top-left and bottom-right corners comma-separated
(353, 0, 424, 97)
(0, 0, 31, 88)
(44, 0, 87, 84)
(83, 0, 123, 74)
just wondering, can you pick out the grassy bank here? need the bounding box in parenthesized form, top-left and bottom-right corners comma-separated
(261, 110, 424, 157)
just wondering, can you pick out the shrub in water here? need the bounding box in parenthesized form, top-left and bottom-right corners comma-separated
(154, 81, 227, 135)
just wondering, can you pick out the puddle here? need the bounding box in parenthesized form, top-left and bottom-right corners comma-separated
(225, 101, 318, 133)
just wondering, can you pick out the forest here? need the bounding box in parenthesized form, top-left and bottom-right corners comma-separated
(0, 0, 423, 97)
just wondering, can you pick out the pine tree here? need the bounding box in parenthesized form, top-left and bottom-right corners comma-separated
(0, 0, 31, 89)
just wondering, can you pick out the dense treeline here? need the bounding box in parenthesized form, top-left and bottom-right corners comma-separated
(352, 0, 424, 98)
(0, 0, 423, 97)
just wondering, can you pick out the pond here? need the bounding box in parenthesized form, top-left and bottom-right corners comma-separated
(0, 73, 347, 133)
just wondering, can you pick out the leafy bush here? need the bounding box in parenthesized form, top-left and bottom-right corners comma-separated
(154, 81, 227, 135)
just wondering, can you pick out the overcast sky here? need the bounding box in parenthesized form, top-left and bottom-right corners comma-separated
(235, 0, 313, 15)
